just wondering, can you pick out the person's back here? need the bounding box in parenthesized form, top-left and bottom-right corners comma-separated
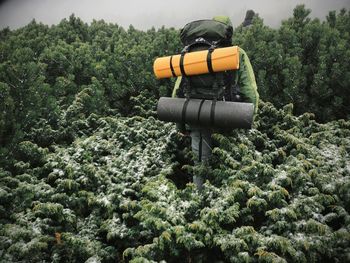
(172, 16, 259, 190)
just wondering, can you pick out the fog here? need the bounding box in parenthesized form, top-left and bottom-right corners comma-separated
(0, 0, 349, 30)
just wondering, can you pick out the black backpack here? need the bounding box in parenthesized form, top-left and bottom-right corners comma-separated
(178, 20, 240, 101)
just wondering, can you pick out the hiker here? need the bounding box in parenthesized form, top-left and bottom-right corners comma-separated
(172, 16, 259, 190)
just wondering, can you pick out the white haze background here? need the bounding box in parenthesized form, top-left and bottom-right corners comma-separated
(0, 0, 349, 30)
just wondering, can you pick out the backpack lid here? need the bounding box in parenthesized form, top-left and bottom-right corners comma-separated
(180, 19, 233, 46)
(213, 16, 233, 27)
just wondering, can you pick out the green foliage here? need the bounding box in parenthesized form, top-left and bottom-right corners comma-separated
(0, 82, 14, 145)
(0, 16, 179, 155)
(0, 5, 350, 263)
(1, 101, 349, 262)
(15, 141, 48, 167)
(233, 5, 350, 122)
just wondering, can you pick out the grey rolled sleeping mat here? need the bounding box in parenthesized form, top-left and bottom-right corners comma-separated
(157, 97, 254, 129)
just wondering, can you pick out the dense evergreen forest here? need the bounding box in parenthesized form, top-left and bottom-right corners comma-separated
(0, 5, 349, 263)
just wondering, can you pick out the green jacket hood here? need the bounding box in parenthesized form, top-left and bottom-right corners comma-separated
(212, 16, 233, 27)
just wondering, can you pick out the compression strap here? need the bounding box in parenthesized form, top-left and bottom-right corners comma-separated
(210, 99, 217, 126)
(197, 99, 205, 123)
(180, 53, 187, 77)
(169, 56, 176, 77)
(206, 48, 215, 74)
(181, 98, 190, 124)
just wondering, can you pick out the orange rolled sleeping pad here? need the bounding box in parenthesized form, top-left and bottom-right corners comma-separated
(153, 46, 240, 79)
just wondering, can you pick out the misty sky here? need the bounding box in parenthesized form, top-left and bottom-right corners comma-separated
(0, 0, 349, 30)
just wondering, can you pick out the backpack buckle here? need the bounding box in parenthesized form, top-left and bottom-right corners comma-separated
(181, 46, 189, 54)
(195, 37, 206, 43)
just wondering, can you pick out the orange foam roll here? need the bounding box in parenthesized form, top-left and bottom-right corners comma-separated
(153, 46, 240, 79)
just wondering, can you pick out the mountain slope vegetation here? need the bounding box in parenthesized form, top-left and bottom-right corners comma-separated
(1, 102, 349, 262)
(0, 5, 349, 263)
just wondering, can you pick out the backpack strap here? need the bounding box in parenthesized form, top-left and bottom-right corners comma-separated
(213, 73, 226, 100)
(223, 70, 243, 101)
(197, 99, 205, 122)
(231, 71, 243, 102)
(180, 50, 188, 77)
(181, 97, 190, 126)
(169, 56, 177, 77)
(206, 46, 215, 74)
(182, 37, 219, 53)
(210, 99, 217, 126)
(181, 74, 190, 99)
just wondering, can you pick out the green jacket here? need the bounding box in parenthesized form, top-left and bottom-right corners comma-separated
(172, 47, 259, 114)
